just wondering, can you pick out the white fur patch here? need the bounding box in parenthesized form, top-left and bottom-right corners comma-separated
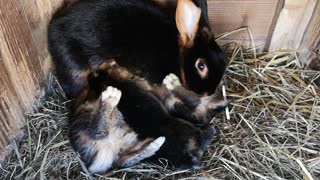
(165, 96, 181, 110)
(88, 127, 138, 174)
(88, 144, 114, 174)
(163, 73, 181, 90)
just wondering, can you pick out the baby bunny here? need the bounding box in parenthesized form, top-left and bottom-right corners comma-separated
(87, 61, 221, 169)
(48, 0, 226, 99)
(69, 79, 165, 174)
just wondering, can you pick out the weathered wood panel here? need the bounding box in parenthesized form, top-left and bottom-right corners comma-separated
(0, 0, 42, 159)
(20, 0, 64, 76)
(298, 1, 320, 67)
(0, 56, 21, 153)
(269, 0, 317, 51)
(0, 0, 62, 160)
(209, 0, 280, 50)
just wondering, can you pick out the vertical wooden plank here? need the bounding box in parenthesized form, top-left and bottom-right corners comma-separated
(298, 1, 320, 67)
(0, 55, 22, 160)
(0, 0, 62, 159)
(269, 0, 317, 51)
(0, 0, 43, 107)
(264, 0, 285, 50)
(19, 0, 64, 76)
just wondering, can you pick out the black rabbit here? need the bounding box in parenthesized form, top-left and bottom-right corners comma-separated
(69, 64, 219, 173)
(48, 0, 227, 99)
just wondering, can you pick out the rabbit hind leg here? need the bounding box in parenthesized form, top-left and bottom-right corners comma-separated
(118, 137, 166, 167)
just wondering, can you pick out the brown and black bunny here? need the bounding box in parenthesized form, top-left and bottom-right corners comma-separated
(69, 73, 166, 174)
(69, 62, 221, 174)
(48, 0, 227, 99)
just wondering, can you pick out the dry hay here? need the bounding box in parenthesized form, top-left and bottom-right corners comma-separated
(0, 44, 319, 180)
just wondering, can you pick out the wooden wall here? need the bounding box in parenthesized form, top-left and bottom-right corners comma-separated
(0, 0, 319, 159)
(268, 0, 320, 68)
(209, 0, 283, 50)
(0, 0, 63, 159)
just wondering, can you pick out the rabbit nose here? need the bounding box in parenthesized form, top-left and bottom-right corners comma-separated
(202, 92, 209, 96)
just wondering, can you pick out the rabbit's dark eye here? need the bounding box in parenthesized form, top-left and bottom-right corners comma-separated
(195, 58, 208, 79)
(197, 62, 205, 71)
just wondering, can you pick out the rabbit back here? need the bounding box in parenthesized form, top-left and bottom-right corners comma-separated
(48, 0, 181, 97)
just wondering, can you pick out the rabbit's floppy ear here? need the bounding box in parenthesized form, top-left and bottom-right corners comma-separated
(176, 0, 201, 47)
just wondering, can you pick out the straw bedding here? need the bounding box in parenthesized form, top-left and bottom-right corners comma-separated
(0, 43, 319, 179)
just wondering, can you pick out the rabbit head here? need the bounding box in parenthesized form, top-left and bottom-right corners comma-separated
(176, 0, 226, 96)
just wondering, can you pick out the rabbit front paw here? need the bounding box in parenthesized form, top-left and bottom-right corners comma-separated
(163, 73, 181, 90)
(102, 86, 122, 108)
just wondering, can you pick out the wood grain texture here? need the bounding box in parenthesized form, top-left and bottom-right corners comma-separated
(269, 0, 317, 51)
(209, 0, 280, 50)
(264, 0, 285, 50)
(0, 0, 63, 160)
(298, 1, 320, 67)
(0, 0, 41, 159)
(0, 55, 21, 153)
(19, 0, 64, 76)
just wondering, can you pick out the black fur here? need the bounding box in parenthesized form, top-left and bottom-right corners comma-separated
(48, 0, 227, 170)
(48, 0, 226, 98)
(96, 71, 218, 168)
(69, 70, 218, 171)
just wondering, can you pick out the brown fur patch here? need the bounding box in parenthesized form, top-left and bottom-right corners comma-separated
(118, 138, 154, 164)
(179, 59, 188, 88)
(201, 27, 213, 42)
(77, 131, 95, 144)
(193, 94, 227, 119)
(65, 0, 79, 8)
(309, 58, 320, 85)
(99, 61, 153, 91)
(73, 95, 100, 115)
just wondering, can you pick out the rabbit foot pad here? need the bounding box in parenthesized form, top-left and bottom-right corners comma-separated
(102, 86, 122, 108)
(163, 73, 181, 90)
